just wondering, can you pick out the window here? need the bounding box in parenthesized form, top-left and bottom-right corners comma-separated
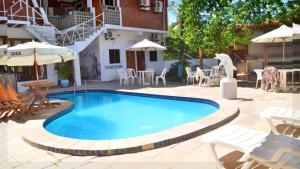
(149, 51, 157, 62)
(109, 49, 120, 64)
(104, 0, 114, 6)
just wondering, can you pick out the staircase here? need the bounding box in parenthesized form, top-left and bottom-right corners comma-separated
(3, 0, 105, 53)
(56, 13, 104, 53)
(25, 25, 56, 43)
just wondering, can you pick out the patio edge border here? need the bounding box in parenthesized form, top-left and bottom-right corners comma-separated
(22, 90, 239, 156)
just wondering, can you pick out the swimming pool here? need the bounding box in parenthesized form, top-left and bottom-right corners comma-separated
(44, 91, 219, 140)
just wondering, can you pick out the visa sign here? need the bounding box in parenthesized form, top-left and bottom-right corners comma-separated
(10, 51, 22, 56)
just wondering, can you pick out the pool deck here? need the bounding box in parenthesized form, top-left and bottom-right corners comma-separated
(1, 81, 299, 169)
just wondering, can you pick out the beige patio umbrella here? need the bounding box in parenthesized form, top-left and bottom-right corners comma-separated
(129, 39, 167, 51)
(6, 41, 77, 80)
(293, 23, 300, 39)
(0, 44, 7, 65)
(251, 25, 293, 63)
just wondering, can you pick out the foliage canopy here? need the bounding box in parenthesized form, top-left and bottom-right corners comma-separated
(179, 0, 299, 57)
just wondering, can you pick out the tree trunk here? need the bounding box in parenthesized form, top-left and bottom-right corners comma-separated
(199, 48, 204, 69)
(179, 40, 185, 63)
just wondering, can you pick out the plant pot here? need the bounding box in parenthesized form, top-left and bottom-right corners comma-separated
(60, 79, 69, 88)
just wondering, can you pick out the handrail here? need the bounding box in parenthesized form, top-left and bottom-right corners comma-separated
(56, 13, 104, 46)
(6, 0, 63, 37)
(6, 0, 24, 20)
(61, 13, 103, 33)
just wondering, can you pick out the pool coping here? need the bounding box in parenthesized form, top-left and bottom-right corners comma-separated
(22, 90, 239, 156)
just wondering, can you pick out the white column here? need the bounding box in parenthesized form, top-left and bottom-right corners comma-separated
(43, 0, 48, 15)
(91, 7, 96, 28)
(25, 0, 29, 22)
(73, 53, 82, 86)
(46, 64, 58, 85)
(87, 0, 93, 8)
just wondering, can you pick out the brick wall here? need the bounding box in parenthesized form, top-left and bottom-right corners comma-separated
(120, 0, 168, 31)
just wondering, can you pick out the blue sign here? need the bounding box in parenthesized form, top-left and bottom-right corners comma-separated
(105, 65, 123, 70)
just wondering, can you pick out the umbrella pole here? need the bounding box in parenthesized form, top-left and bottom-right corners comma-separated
(34, 49, 39, 80)
(282, 41, 285, 62)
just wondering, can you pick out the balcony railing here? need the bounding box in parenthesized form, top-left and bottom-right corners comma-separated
(0, 0, 6, 17)
(48, 11, 93, 30)
(104, 6, 121, 25)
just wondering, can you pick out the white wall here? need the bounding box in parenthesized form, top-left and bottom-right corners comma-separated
(145, 50, 165, 74)
(46, 64, 58, 85)
(79, 37, 101, 80)
(7, 27, 35, 39)
(0, 25, 7, 36)
(164, 58, 218, 71)
(98, 30, 165, 81)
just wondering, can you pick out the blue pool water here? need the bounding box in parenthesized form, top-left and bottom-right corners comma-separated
(44, 91, 219, 140)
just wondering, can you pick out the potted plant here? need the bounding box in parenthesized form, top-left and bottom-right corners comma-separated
(57, 62, 73, 88)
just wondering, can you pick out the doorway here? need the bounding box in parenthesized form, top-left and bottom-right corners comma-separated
(136, 51, 145, 71)
(126, 51, 146, 71)
(126, 51, 136, 69)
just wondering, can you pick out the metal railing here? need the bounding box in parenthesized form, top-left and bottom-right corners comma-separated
(6, 0, 45, 25)
(104, 6, 121, 25)
(48, 11, 93, 30)
(56, 13, 104, 46)
(0, 0, 6, 17)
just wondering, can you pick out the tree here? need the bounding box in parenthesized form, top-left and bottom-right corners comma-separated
(179, 0, 298, 67)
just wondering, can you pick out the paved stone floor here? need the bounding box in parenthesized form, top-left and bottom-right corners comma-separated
(1, 81, 299, 169)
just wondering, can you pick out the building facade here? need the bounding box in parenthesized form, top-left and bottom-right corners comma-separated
(0, 0, 168, 90)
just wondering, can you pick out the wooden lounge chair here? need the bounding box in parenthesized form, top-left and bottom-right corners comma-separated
(0, 100, 14, 119)
(261, 107, 300, 135)
(0, 82, 17, 118)
(203, 125, 300, 169)
(0, 82, 37, 118)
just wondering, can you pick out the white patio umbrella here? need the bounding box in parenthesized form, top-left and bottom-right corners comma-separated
(6, 41, 77, 80)
(129, 39, 167, 51)
(0, 44, 7, 65)
(251, 25, 293, 62)
(293, 23, 300, 39)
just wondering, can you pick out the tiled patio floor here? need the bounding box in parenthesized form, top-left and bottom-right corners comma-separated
(1, 81, 299, 169)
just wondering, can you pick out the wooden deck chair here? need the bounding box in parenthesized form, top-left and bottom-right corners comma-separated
(6, 81, 32, 101)
(0, 82, 17, 118)
(7, 83, 34, 103)
(0, 99, 14, 119)
(202, 125, 300, 169)
(5, 83, 37, 117)
(261, 107, 300, 135)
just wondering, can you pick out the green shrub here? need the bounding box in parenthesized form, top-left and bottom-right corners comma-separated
(166, 61, 190, 83)
(57, 62, 73, 80)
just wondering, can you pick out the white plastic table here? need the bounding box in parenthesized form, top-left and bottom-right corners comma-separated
(137, 70, 155, 86)
(278, 68, 300, 91)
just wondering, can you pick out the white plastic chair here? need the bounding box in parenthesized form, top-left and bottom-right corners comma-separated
(117, 69, 129, 86)
(185, 67, 196, 85)
(210, 66, 220, 84)
(156, 68, 167, 86)
(127, 68, 138, 85)
(203, 125, 300, 169)
(254, 69, 264, 88)
(145, 68, 155, 85)
(196, 67, 214, 87)
(261, 107, 300, 135)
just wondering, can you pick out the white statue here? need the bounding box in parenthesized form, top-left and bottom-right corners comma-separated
(214, 53, 236, 79)
(214, 53, 237, 99)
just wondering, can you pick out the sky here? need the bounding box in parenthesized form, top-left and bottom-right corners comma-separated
(168, 0, 181, 25)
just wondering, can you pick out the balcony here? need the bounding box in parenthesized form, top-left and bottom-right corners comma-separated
(104, 6, 121, 25)
(48, 11, 93, 30)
